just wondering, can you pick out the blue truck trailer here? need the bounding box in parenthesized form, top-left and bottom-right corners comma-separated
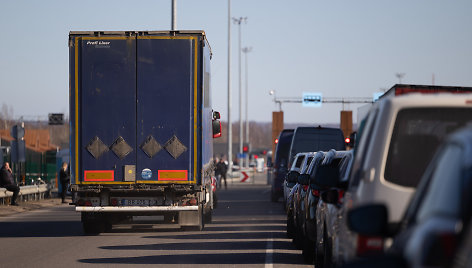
(68, 31, 221, 233)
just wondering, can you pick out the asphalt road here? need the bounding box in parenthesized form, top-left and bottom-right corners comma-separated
(0, 172, 311, 267)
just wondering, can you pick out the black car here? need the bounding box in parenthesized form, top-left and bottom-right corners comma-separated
(291, 151, 325, 250)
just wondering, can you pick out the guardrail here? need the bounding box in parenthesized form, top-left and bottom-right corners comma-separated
(0, 184, 51, 205)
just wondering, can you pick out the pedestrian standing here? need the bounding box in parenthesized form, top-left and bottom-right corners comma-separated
(0, 162, 20, 206)
(59, 162, 70, 203)
(216, 158, 228, 190)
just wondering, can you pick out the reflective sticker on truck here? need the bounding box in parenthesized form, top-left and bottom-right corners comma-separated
(158, 170, 188, 181)
(84, 170, 114, 181)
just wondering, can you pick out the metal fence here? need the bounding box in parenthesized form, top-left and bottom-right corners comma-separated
(0, 184, 51, 205)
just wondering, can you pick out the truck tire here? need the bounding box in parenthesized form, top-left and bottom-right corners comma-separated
(81, 212, 110, 235)
(82, 220, 103, 235)
(204, 209, 212, 224)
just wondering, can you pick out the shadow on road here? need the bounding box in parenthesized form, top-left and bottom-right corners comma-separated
(0, 221, 83, 237)
(99, 240, 293, 251)
(79, 252, 304, 265)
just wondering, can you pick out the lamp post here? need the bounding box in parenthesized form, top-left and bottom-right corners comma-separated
(395, 73, 405, 84)
(171, 0, 177, 30)
(232, 16, 247, 166)
(227, 0, 232, 174)
(242, 46, 252, 168)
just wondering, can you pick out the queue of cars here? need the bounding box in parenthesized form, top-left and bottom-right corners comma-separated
(271, 84, 472, 267)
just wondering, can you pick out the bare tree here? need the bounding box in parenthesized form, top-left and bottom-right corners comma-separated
(0, 103, 14, 130)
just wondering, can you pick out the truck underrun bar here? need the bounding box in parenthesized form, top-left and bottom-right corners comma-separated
(75, 206, 199, 212)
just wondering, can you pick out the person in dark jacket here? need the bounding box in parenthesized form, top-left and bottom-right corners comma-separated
(59, 162, 70, 203)
(216, 158, 228, 189)
(0, 162, 19, 206)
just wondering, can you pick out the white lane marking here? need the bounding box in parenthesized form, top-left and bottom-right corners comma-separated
(265, 234, 274, 268)
(265, 210, 274, 268)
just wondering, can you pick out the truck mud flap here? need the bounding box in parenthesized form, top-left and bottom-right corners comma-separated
(179, 204, 203, 229)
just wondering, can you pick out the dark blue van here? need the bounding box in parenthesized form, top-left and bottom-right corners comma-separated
(288, 126, 346, 169)
(270, 129, 294, 202)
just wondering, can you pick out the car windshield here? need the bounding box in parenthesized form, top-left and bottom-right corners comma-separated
(384, 108, 472, 188)
(292, 131, 344, 154)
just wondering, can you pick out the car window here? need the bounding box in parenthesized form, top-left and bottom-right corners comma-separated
(415, 143, 463, 222)
(306, 156, 314, 168)
(295, 155, 305, 168)
(349, 108, 379, 188)
(339, 153, 353, 181)
(384, 108, 472, 188)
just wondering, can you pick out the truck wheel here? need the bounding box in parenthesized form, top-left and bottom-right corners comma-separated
(82, 220, 102, 235)
(204, 209, 212, 224)
(213, 193, 218, 209)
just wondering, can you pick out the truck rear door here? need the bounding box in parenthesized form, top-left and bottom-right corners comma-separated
(77, 36, 137, 183)
(136, 36, 197, 184)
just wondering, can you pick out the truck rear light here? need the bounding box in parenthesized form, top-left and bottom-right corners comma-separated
(356, 235, 383, 256)
(189, 198, 197, 206)
(77, 199, 85, 206)
(312, 189, 320, 197)
(110, 198, 118, 206)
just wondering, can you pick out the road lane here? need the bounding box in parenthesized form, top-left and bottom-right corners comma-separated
(0, 172, 311, 267)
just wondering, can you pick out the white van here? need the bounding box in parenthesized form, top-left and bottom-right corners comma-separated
(336, 84, 472, 265)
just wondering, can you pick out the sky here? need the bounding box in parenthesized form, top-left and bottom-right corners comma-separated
(0, 0, 471, 125)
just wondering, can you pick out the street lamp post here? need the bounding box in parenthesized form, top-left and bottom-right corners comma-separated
(232, 16, 247, 167)
(227, 0, 232, 174)
(171, 0, 177, 30)
(242, 46, 252, 168)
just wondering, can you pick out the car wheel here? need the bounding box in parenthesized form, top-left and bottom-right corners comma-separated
(302, 237, 315, 264)
(314, 235, 324, 268)
(271, 190, 278, 202)
(323, 227, 333, 268)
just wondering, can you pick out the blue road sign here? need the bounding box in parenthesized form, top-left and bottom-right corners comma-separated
(302, 92, 323, 107)
(237, 153, 247, 159)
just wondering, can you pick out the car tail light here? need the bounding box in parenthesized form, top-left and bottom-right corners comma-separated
(189, 198, 197, 206)
(302, 185, 309, 191)
(356, 235, 383, 256)
(84, 200, 93, 206)
(439, 233, 458, 259)
(338, 190, 345, 204)
(110, 198, 118, 206)
(312, 189, 320, 197)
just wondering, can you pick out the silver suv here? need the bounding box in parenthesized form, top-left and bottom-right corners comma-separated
(337, 84, 472, 264)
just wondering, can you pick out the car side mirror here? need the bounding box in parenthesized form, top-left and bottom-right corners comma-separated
(287, 171, 300, 183)
(298, 174, 310, 185)
(312, 164, 340, 187)
(212, 120, 221, 138)
(347, 204, 389, 236)
(213, 111, 221, 120)
(321, 189, 339, 204)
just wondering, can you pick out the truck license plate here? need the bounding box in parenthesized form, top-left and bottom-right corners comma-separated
(122, 199, 150, 206)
